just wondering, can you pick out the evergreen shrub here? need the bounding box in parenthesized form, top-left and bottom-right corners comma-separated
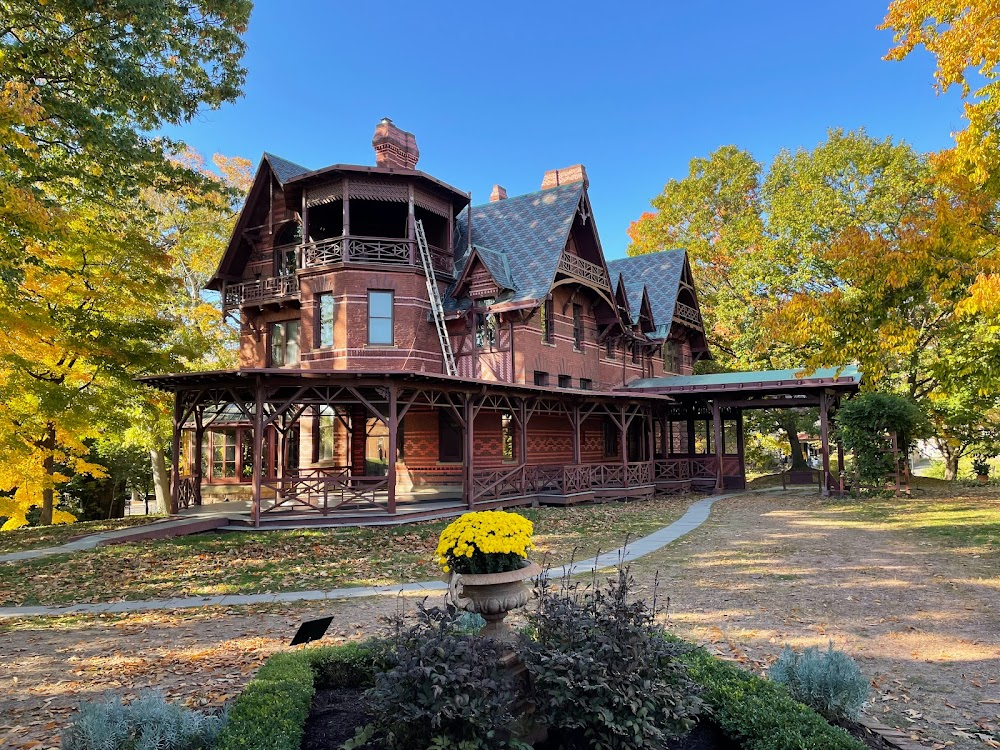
(768, 643, 869, 722)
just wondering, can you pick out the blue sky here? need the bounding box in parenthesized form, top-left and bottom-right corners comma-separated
(164, 0, 965, 260)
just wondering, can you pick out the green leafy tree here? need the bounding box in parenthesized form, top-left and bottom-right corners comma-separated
(0, 0, 251, 528)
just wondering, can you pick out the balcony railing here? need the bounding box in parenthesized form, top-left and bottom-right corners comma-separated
(556, 252, 611, 290)
(224, 274, 300, 311)
(674, 301, 702, 328)
(299, 235, 454, 276)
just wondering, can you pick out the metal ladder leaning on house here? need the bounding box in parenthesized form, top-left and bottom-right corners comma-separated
(415, 219, 458, 376)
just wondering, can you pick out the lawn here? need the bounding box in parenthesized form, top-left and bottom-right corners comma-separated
(0, 516, 166, 555)
(0, 496, 689, 606)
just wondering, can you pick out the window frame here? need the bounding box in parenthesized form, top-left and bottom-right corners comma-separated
(317, 292, 336, 349)
(558, 374, 572, 389)
(270, 320, 301, 367)
(542, 298, 554, 344)
(572, 303, 584, 350)
(367, 289, 395, 346)
(534, 371, 549, 387)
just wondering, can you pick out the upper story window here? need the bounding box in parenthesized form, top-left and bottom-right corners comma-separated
(475, 298, 498, 350)
(534, 371, 549, 387)
(572, 304, 584, 350)
(580, 378, 592, 390)
(558, 374, 572, 388)
(318, 293, 335, 348)
(631, 342, 641, 365)
(367, 290, 394, 346)
(270, 320, 300, 367)
(605, 337, 616, 360)
(541, 299, 554, 344)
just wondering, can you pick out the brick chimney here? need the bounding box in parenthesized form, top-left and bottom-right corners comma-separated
(372, 117, 419, 169)
(541, 164, 588, 190)
(490, 184, 507, 202)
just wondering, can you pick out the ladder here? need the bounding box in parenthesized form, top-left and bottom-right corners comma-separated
(416, 219, 458, 376)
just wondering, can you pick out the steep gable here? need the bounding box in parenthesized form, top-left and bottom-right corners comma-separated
(606, 250, 688, 338)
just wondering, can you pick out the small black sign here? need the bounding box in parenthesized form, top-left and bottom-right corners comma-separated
(290, 616, 334, 646)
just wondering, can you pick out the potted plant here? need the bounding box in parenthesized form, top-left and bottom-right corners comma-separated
(437, 510, 540, 638)
(972, 456, 991, 483)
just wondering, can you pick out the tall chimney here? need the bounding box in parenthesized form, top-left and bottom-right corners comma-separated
(541, 164, 589, 190)
(372, 117, 419, 169)
(490, 184, 507, 202)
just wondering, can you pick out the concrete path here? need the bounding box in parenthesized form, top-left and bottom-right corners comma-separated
(0, 489, 784, 618)
(0, 516, 231, 563)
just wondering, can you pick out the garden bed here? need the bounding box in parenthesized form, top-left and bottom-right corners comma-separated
(217, 638, 873, 750)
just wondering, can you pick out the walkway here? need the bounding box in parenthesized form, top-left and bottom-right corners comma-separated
(0, 491, 769, 618)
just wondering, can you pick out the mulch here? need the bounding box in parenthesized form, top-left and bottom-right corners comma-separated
(301, 687, 371, 750)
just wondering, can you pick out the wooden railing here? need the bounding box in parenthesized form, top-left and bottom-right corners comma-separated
(556, 252, 611, 290)
(674, 301, 702, 328)
(653, 458, 691, 482)
(299, 235, 454, 276)
(175, 476, 200, 509)
(472, 461, 655, 503)
(263, 474, 390, 515)
(224, 274, 300, 310)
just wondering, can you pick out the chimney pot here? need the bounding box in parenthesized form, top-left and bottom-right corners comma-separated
(372, 118, 419, 169)
(541, 164, 589, 191)
(490, 184, 507, 201)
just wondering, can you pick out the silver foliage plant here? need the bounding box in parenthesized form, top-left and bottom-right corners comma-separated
(61, 690, 227, 750)
(768, 643, 870, 723)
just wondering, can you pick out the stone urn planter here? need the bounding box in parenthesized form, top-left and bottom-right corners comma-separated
(455, 561, 542, 638)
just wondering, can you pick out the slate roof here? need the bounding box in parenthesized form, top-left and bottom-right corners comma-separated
(263, 152, 311, 185)
(606, 250, 687, 338)
(626, 365, 862, 392)
(452, 182, 584, 308)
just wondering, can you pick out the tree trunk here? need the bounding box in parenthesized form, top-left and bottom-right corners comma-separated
(782, 417, 809, 471)
(150, 448, 170, 515)
(933, 437, 962, 481)
(40, 422, 56, 526)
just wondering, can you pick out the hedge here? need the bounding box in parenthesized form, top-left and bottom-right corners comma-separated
(215, 643, 378, 750)
(679, 645, 867, 750)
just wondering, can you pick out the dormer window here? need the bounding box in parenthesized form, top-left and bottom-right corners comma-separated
(475, 298, 498, 350)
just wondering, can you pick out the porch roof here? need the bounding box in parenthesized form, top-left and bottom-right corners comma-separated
(626, 365, 861, 397)
(137, 368, 676, 403)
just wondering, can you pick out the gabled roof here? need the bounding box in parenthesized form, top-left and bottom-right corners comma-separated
(606, 250, 688, 338)
(263, 152, 310, 185)
(454, 182, 584, 307)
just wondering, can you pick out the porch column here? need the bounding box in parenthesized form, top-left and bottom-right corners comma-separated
(350, 405, 366, 475)
(193, 412, 205, 506)
(660, 414, 668, 458)
(837, 439, 846, 496)
(645, 407, 655, 462)
(712, 400, 724, 492)
(736, 409, 746, 487)
(819, 391, 831, 497)
(251, 378, 263, 527)
(387, 384, 398, 514)
(518, 398, 529, 466)
(170, 392, 182, 515)
(571, 404, 581, 465)
(465, 394, 475, 510)
(619, 406, 628, 486)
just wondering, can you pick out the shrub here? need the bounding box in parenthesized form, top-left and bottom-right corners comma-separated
(215, 649, 315, 750)
(768, 643, 869, 722)
(359, 603, 528, 750)
(971, 456, 991, 477)
(836, 393, 928, 487)
(678, 642, 866, 750)
(312, 640, 387, 689)
(522, 569, 703, 749)
(62, 690, 226, 750)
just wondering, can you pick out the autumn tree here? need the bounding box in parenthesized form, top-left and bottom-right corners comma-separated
(0, 0, 251, 528)
(628, 130, 928, 469)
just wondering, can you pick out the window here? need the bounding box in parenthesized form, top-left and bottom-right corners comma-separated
(317, 406, 338, 461)
(558, 374, 572, 388)
(579, 378, 592, 390)
(668, 421, 690, 454)
(211, 429, 238, 478)
(723, 419, 739, 456)
(605, 337, 616, 359)
(693, 420, 712, 455)
(367, 290, 394, 345)
(475, 310, 498, 350)
(317, 293, 335, 348)
(501, 413, 515, 461)
(631, 343, 640, 364)
(439, 411, 463, 462)
(542, 298, 554, 343)
(572, 304, 584, 349)
(270, 320, 300, 366)
(534, 371, 549, 387)
(603, 419, 618, 457)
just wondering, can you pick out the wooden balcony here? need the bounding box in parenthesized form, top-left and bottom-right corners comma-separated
(556, 252, 611, 290)
(674, 301, 703, 329)
(299, 235, 454, 277)
(223, 274, 300, 311)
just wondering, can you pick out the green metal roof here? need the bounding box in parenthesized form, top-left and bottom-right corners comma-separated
(627, 365, 861, 393)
